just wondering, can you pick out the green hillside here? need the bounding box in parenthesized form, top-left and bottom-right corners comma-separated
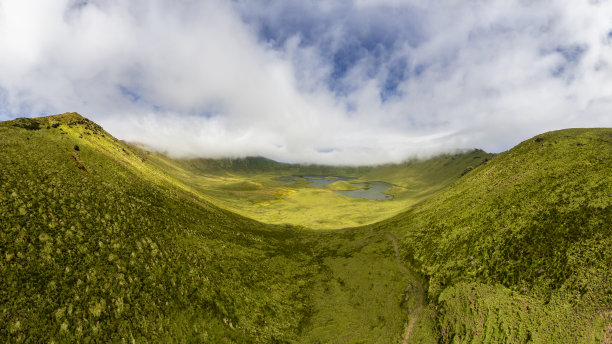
(0, 113, 320, 342)
(1, 113, 610, 343)
(379, 128, 612, 342)
(362, 149, 493, 198)
(162, 155, 293, 175)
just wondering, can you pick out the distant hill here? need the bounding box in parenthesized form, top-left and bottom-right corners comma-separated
(167, 155, 291, 174)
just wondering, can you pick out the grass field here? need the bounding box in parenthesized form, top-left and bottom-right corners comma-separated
(138, 146, 492, 229)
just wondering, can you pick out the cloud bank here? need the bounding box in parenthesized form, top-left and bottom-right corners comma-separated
(0, 0, 611, 164)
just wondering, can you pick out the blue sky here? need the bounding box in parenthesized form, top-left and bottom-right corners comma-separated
(0, 0, 611, 164)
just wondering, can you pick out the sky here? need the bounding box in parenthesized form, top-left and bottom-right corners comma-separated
(0, 0, 611, 165)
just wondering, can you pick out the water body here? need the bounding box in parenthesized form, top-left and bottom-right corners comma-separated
(334, 181, 394, 200)
(273, 175, 394, 200)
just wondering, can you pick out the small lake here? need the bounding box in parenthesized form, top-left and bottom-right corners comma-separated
(274, 175, 393, 200)
(334, 181, 394, 200)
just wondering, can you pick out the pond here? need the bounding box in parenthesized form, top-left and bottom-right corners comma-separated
(274, 175, 394, 200)
(334, 181, 394, 200)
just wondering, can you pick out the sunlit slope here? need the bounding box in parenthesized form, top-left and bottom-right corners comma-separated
(137, 146, 491, 229)
(0, 113, 318, 343)
(382, 128, 612, 342)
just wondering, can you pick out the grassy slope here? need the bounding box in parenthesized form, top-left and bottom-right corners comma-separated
(378, 128, 612, 342)
(0, 114, 321, 342)
(363, 149, 492, 191)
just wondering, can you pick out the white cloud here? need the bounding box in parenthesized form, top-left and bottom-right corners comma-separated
(0, 0, 610, 165)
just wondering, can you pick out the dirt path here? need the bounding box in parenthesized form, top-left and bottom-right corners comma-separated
(383, 233, 424, 344)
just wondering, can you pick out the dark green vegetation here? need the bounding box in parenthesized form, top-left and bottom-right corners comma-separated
(380, 128, 612, 342)
(1, 113, 610, 343)
(0, 114, 318, 342)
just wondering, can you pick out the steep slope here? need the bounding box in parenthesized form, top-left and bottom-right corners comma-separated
(362, 149, 493, 196)
(380, 128, 612, 342)
(0, 113, 319, 342)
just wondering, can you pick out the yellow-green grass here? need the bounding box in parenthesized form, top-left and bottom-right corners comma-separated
(149, 172, 416, 229)
(299, 229, 410, 343)
(324, 180, 365, 191)
(220, 181, 264, 191)
(135, 150, 490, 229)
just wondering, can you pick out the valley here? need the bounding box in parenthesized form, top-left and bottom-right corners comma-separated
(139, 147, 492, 229)
(1, 113, 610, 343)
